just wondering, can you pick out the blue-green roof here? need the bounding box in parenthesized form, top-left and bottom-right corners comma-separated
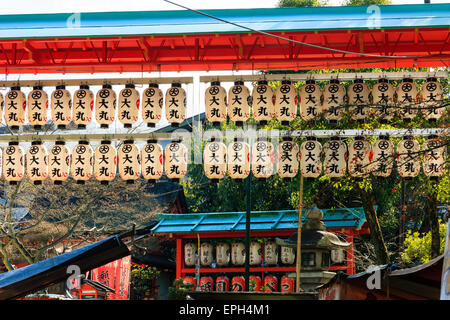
(151, 207, 368, 234)
(0, 4, 449, 39)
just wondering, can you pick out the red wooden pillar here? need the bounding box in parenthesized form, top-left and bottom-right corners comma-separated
(176, 238, 182, 279)
(346, 230, 355, 275)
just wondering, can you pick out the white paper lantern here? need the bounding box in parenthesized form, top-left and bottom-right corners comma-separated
(300, 138, 322, 178)
(142, 83, 163, 127)
(205, 81, 227, 126)
(231, 241, 246, 266)
(280, 246, 295, 265)
(251, 80, 275, 125)
(250, 241, 262, 266)
(200, 242, 214, 266)
(371, 137, 394, 177)
(323, 80, 346, 123)
(141, 141, 163, 182)
(275, 80, 297, 125)
(164, 141, 187, 181)
(348, 137, 372, 178)
(73, 85, 94, 129)
(227, 140, 250, 180)
(331, 249, 345, 263)
(3, 142, 24, 184)
(422, 136, 446, 178)
(48, 142, 70, 184)
(264, 240, 278, 265)
(27, 86, 48, 129)
(51, 86, 72, 129)
(203, 140, 227, 182)
(397, 137, 421, 178)
(5, 87, 26, 129)
(251, 140, 274, 180)
(277, 139, 299, 179)
(95, 84, 116, 129)
(299, 80, 322, 121)
(371, 79, 395, 122)
(94, 141, 117, 184)
(71, 141, 93, 183)
(421, 77, 444, 122)
(184, 242, 197, 267)
(396, 79, 419, 121)
(323, 139, 347, 178)
(216, 242, 231, 266)
(165, 83, 186, 127)
(348, 79, 370, 121)
(118, 84, 140, 128)
(118, 140, 141, 182)
(26, 142, 48, 184)
(228, 81, 250, 126)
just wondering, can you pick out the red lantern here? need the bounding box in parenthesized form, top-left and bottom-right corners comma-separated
(215, 276, 230, 292)
(200, 277, 214, 292)
(231, 276, 245, 292)
(249, 276, 262, 292)
(183, 276, 197, 289)
(280, 276, 295, 293)
(264, 275, 278, 293)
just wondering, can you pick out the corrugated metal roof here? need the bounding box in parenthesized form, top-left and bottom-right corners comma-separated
(151, 207, 367, 234)
(0, 4, 449, 39)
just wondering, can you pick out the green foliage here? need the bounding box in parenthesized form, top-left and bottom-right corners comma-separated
(168, 278, 195, 300)
(343, 0, 392, 5)
(401, 220, 447, 264)
(130, 264, 160, 296)
(278, 0, 329, 7)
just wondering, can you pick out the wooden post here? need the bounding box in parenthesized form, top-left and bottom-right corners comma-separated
(296, 174, 304, 292)
(244, 173, 252, 291)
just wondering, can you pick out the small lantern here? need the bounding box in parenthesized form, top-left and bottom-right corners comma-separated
(422, 136, 446, 178)
(73, 85, 94, 129)
(118, 140, 140, 183)
(277, 139, 299, 180)
(371, 137, 394, 177)
(95, 84, 116, 129)
(227, 139, 250, 181)
(51, 85, 72, 129)
(216, 276, 230, 292)
(142, 83, 163, 127)
(280, 246, 295, 265)
(26, 141, 48, 184)
(264, 275, 278, 293)
(184, 242, 197, 267)
(94, 141, 117, 184)
(228, 81, 250, 126)
(348, 137, 372, 178)
(421, 77, 444, 122)
(3, 142, 24, 184)
(118, 84, 140, 128)
(205, 81, 227, 126)
(397, 137, 421, 178)
(71, 141, 93, 184)
(141, 140, 163, 182)
(5, 87, 26, 130)
(331, 249, 345, 263)
(323, 80, 346, 124)
(164, 141, 187, 182)
(249, 240, 262, 266)
(264, 239, 278, 266)
(300, 138, 322, 178)
(299, 80, 322, 121)
(27, 86, 48, 130)
(203, 140, 227, 182)
(249, 276, 262, 292)
(281, 276, 295, 293)
(251, 80, 274, 125)
(323, 139, 347, 178)
(231, 241, 246, 266)
(48, 141, 70, 184)
(231, 276, 245, 292)
(200, 242, 214, 266)
(216, 242, 230, 266)
(251, 139, 274, 180)
(183, 277, 197, 289)
(199, 277, 214, 292)
(275, 80, 297, 125)
(165, 83, 186, 127)
(371, 79, 394, 123)
(348, 79, 370, 121)
(396, 78, 419, 122)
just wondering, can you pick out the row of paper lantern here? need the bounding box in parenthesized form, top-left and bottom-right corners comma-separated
(184, 275, 295, 293)
(205, 77, 445, 125)
(0, 83, 186, 129)
(0, 136, 445, 184)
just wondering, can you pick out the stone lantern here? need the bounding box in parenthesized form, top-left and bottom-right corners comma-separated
(276, 204, 351, 292)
